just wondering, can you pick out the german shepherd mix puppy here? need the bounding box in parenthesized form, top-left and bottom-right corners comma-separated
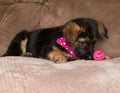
(2, 18, 109, 63)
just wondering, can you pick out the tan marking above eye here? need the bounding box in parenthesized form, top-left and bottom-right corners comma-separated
(78, 38, 86, 42)
(77, 37, 90, 42)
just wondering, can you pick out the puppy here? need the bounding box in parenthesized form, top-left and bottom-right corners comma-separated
(2, 18, 108, 63)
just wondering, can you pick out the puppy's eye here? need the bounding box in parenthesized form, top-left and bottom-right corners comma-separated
(81, 42, 86, 45)
(78, 38, 86, 42)
(77, 40, 86, 45)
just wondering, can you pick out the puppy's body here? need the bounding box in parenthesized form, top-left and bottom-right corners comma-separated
(27, 26, 64, 58)
(3, 18, 108, 63)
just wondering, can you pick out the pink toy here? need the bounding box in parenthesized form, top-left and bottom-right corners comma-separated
(56, 37, 76, 59)
(93, 50, 105, 60)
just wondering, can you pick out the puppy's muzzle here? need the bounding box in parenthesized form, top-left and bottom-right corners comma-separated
(74, 43, 93, 60)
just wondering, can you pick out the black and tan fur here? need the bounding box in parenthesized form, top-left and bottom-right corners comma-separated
(2, 18, 109, 63)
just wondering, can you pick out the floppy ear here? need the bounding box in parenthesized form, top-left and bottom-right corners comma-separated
(63, 22, 85, 43)
(97, 21, 109, 39)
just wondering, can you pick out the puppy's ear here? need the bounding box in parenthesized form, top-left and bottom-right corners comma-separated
(97, 21, 109, 39)
(63, 22, 85, 43)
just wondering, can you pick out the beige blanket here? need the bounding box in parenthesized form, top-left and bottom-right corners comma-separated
(0, 57, 120, 93)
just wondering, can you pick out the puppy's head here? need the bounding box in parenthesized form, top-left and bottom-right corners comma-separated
(63, 18, 108, 60)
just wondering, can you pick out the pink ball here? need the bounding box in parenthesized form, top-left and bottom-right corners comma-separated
(93, 50, 105, 60)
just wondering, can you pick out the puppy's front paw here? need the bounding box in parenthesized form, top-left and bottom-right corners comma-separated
(48, 50, 67, 63)
(53, 55, 67, 63)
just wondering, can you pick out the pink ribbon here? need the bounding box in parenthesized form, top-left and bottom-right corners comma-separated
(56, 37, 76, 59)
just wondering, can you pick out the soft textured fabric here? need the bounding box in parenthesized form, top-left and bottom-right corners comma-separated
(0, 57, 120, 93)
(0, 0, 120, 57)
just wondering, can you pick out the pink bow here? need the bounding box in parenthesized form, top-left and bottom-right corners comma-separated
(56, 37, 76, 59)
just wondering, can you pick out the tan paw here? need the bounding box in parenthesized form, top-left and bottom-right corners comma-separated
(48, 49, 67, 63)
(53, 55, 67, 63)
(22, 52, 32, 57)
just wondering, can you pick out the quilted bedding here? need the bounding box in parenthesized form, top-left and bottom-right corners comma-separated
(0, 57, 120, 93)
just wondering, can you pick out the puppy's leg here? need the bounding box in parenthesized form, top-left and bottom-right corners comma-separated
(2, 30, 29, 56)
(20, 38, 32, 57)
(23, 52, 32, 57)
(47, 46, 67, 63)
